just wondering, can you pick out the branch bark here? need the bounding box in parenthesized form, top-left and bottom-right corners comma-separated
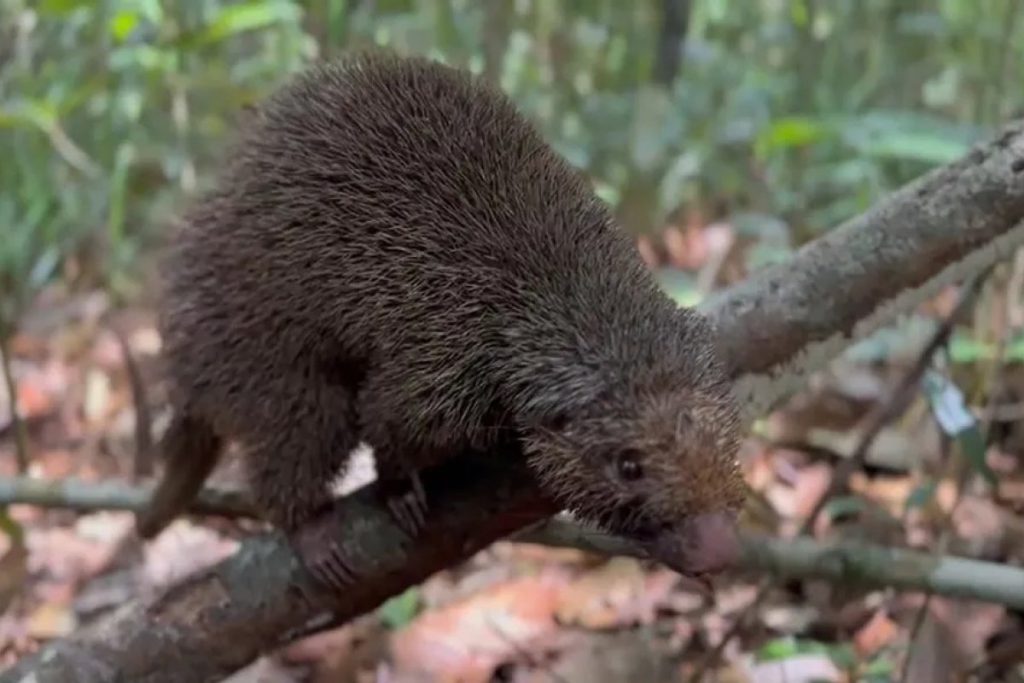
(6, 122, 1024, 683)
(710, 122, 1024, 417)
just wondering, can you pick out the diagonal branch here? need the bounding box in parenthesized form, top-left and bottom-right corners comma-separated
(5, 122, 1024, 683)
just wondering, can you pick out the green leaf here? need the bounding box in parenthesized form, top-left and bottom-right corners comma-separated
(378, 587, 420, 629)
(904, 480, 937, 511)
(38, 0, 91, 15)
(110, 11, 141, 42)
(755, 117, 833, 156)
(825, 643, 858, 670)
(0, 508, 24, 546)
(822, 495, 866, 522)
(107, 144, 134, 250)
(859, 132, 968, 165)
(655, 269, 700, 307)
(948, 334, 991, 363)
(629, 86, 673, 171)
(199, 1, 302, 44)
(28, 248, 60, 291)
(1004, 337, 1024, 362)
(0, 100, 57, 132)
(756, 637, 830, 663)
(922, 371, 996, 486)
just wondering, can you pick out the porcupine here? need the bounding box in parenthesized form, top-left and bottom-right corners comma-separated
(136, 52, 746, 590)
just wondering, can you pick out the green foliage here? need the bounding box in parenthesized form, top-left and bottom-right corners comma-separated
(377, 586, 421, 629)
(922, 370, 997, 486)
(904, 479, 938, 512)
(2, 0, 1023, 330)
(0, 508, 24, 546)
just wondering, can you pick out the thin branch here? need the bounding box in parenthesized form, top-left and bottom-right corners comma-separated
(520, 519, 1024, 610)
(0, 476, 254, 518)
(45, 120, 102, 179)
(6, 120, 1024, 683)
(804, 271, 987, 530)
(652, 0, 691, 86)
(0, 335, 29, 474)
(108, 325, 154, 480)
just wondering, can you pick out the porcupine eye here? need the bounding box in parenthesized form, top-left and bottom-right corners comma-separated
(616, 450, 644, 481)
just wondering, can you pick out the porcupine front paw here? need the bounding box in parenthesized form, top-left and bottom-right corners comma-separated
(380, 471, 429, 538)
(291, 511, 360, 592)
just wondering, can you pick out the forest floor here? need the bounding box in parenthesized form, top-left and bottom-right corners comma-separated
(3, 221, 1024, 682)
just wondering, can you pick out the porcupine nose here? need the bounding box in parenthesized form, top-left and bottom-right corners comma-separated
(648, 510, 741, 577)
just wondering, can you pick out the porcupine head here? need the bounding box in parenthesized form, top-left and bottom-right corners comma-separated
(518, 308, 746, 582)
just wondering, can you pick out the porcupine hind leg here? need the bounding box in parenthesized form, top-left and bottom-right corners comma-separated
(240, 366, 362, 592)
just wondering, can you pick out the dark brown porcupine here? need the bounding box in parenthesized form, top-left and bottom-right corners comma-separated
(137, 51, 746, 587)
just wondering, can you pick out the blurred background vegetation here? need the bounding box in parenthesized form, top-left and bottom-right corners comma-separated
(1, 0, 1022, 336)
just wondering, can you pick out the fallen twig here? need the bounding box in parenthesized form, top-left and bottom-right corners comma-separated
(0, 335, 29, 474)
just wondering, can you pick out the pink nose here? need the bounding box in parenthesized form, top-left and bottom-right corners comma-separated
(646, 510, 741, 576)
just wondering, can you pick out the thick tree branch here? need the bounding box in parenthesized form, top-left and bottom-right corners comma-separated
(6, 122, 1024, 683)
(710, 121, 1024, 417)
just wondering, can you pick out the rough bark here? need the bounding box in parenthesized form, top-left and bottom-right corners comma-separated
(5, 122, 1024, 683)
(711, 121, 1024, 417)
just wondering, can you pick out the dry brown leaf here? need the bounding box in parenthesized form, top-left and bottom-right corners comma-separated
(27, 528, 116, 587)
(848, 473, 917, 515)
(82, 367, 113, 426)
(767, 462, 831, 523)
(929, 597, 1006, 664)
(554, 558, 679, 629)
(140, 521, 240, 589)
(903, 607, 958, 683)
(25, 601, 75, 640)
(15, 377, 53, 421)
(223, 656, 306, 683)
(390, 569, 570, 683)
(33, 449, 76, 478)
(854, 609, 899, 659)
(526, 630, 679, 683)
(283, 620, 387, 683)
(950, 497, 1005, 558)
(0, 535, 29, 614)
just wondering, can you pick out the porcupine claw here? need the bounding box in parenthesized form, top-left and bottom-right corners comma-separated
(383, 471, 429, 538)
(291, 512, 359, 593)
